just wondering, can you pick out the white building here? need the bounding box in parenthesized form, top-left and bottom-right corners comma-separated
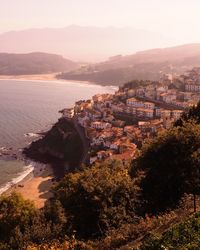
(171, 110, 183, 120)
(61, 108, 74, 119)
(127, 98, 155, 110)
(91, 122, 112, 130)
(144, 102, 155, 110)
(185, 84, 200, 92)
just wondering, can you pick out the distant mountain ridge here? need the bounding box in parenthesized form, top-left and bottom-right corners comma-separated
(0, 52, 77, 75)
(59, 43, 200, 85)
(0, 25, 171, 62)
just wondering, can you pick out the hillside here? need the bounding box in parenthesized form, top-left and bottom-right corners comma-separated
(0, 52, 78, 75)
(0, 26, 171, 62)
(139, 212, 200, 250)
(23, 118, 83, 176)
(0, 97, 200, 249)
(59, 44, 200, 85)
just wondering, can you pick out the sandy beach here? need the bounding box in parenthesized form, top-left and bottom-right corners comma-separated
(0, 73, 58, 81)
(5, 164, 55, 209)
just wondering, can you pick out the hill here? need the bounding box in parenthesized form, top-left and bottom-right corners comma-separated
(0, 99, 200, 249)
(0, 26, 171, 62)
(0, 52, 78, 75)
(139, 212, 200, 250)
(58, 44, 200, 85)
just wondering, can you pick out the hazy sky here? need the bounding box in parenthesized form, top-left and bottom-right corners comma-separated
(1, 0, 200, 43)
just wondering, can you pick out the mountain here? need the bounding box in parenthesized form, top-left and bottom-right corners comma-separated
(0, 26, 171, 62)
(58, 44, 200, 85)
(0, 52, 78, 75)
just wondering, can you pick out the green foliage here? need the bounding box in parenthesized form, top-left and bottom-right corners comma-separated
(3, 103, 200, 248)
(0, 52, 77, 75)
(140, 212, 200, 250)
(54, 159, 140, 238)
(133, 122, 200, 213)
(175, 101, 200, 126)
(0, 192, 37, 248)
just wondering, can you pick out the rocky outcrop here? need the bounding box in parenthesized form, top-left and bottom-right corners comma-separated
(23, 118, 83, 177)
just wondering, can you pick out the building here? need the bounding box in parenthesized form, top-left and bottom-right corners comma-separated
(136, 108, 154, 119)
(161, 110, 171, 119)
(143, 102, 155, 110)
(60, 108, 74, 119)
(171, 110, 183, 120)
(185, 83, 200, 92)
(127, 98, 155, 110)
(91, 121, 112, 130)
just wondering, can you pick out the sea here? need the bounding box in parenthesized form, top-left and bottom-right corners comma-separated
(0, 79, 116, 194)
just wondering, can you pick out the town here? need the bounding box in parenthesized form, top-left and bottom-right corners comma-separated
(60, 67, 200, 164)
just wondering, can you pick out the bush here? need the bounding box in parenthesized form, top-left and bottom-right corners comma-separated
(132, 122, 200, 214)
(54, 159, 140, 239)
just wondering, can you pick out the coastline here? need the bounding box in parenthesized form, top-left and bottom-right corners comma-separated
(0, 77, 116, 208)
(0, 74, 118, 89)
(4, 161, 54, 208)
(0, 73, 58, 81)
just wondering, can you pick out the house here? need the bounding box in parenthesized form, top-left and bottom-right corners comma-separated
(161, 110, 171, 119)
(171, 110, 183, 120)
(155, 108, 163, 117)
(78, 115, 90, 127)
(127, 89, 136, 97)
(110, 141, 120, 151)
(172, 100, 190, 108)
(86, 109, 102, 120)
(127, 98, 144, 108)
(156, 86, 168, 100)
(144, 87, 156, 99)
(143, 102, 155, 110)
(127, 98, 155, 110)
(163, 117, 174, 129)
(111, 103, 125, 113)
(136, 88, 145, 97)
(112, 120, 126, 128)
(145, 109, 154, 118)
(160, 93, 176, 103)
(91, 121, 112, 130)
(91, 136, 104, 146)
(185, 83, 200, 92)
(136, 108, 154, 119)
(97, 150, 112, 160)
(103, 114, 115, 123)
(60, 108, 74, 119)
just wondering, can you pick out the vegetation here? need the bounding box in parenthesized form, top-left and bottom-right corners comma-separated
(140, 212, 200, 250)
(57, 64, 164, 86)
(1, 103, 200, 249)
(53, 159, 140, 239)
(132, 121, 200, 214)
(175, 101, 200, 126)
(0, 52, 77, 75)
(24, 119, 83, 174)
(58, 44, 200, 85)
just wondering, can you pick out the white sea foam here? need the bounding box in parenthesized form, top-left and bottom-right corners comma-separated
(0, 163, 35, 195)
(24, 133, 39, 138)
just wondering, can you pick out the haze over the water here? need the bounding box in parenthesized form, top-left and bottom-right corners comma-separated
(1, 0, 200, 61)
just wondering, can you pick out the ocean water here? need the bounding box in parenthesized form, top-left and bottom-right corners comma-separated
(0, 79, 115, 193)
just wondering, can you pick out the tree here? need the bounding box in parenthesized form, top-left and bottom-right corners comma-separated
(133, 122, 200, 214)
(175, 101, 200, 126)
(54, 159, 140, 239)
(0, 192, 37, 248)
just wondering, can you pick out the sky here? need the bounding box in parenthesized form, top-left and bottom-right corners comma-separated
(1, 0, 200, 44)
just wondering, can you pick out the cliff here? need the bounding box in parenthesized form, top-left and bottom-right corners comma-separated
(23, 118, 83, 177)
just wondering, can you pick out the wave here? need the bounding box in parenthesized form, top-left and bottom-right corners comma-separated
(24, 133, 39, 138)
(0, 163, 35, 195)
